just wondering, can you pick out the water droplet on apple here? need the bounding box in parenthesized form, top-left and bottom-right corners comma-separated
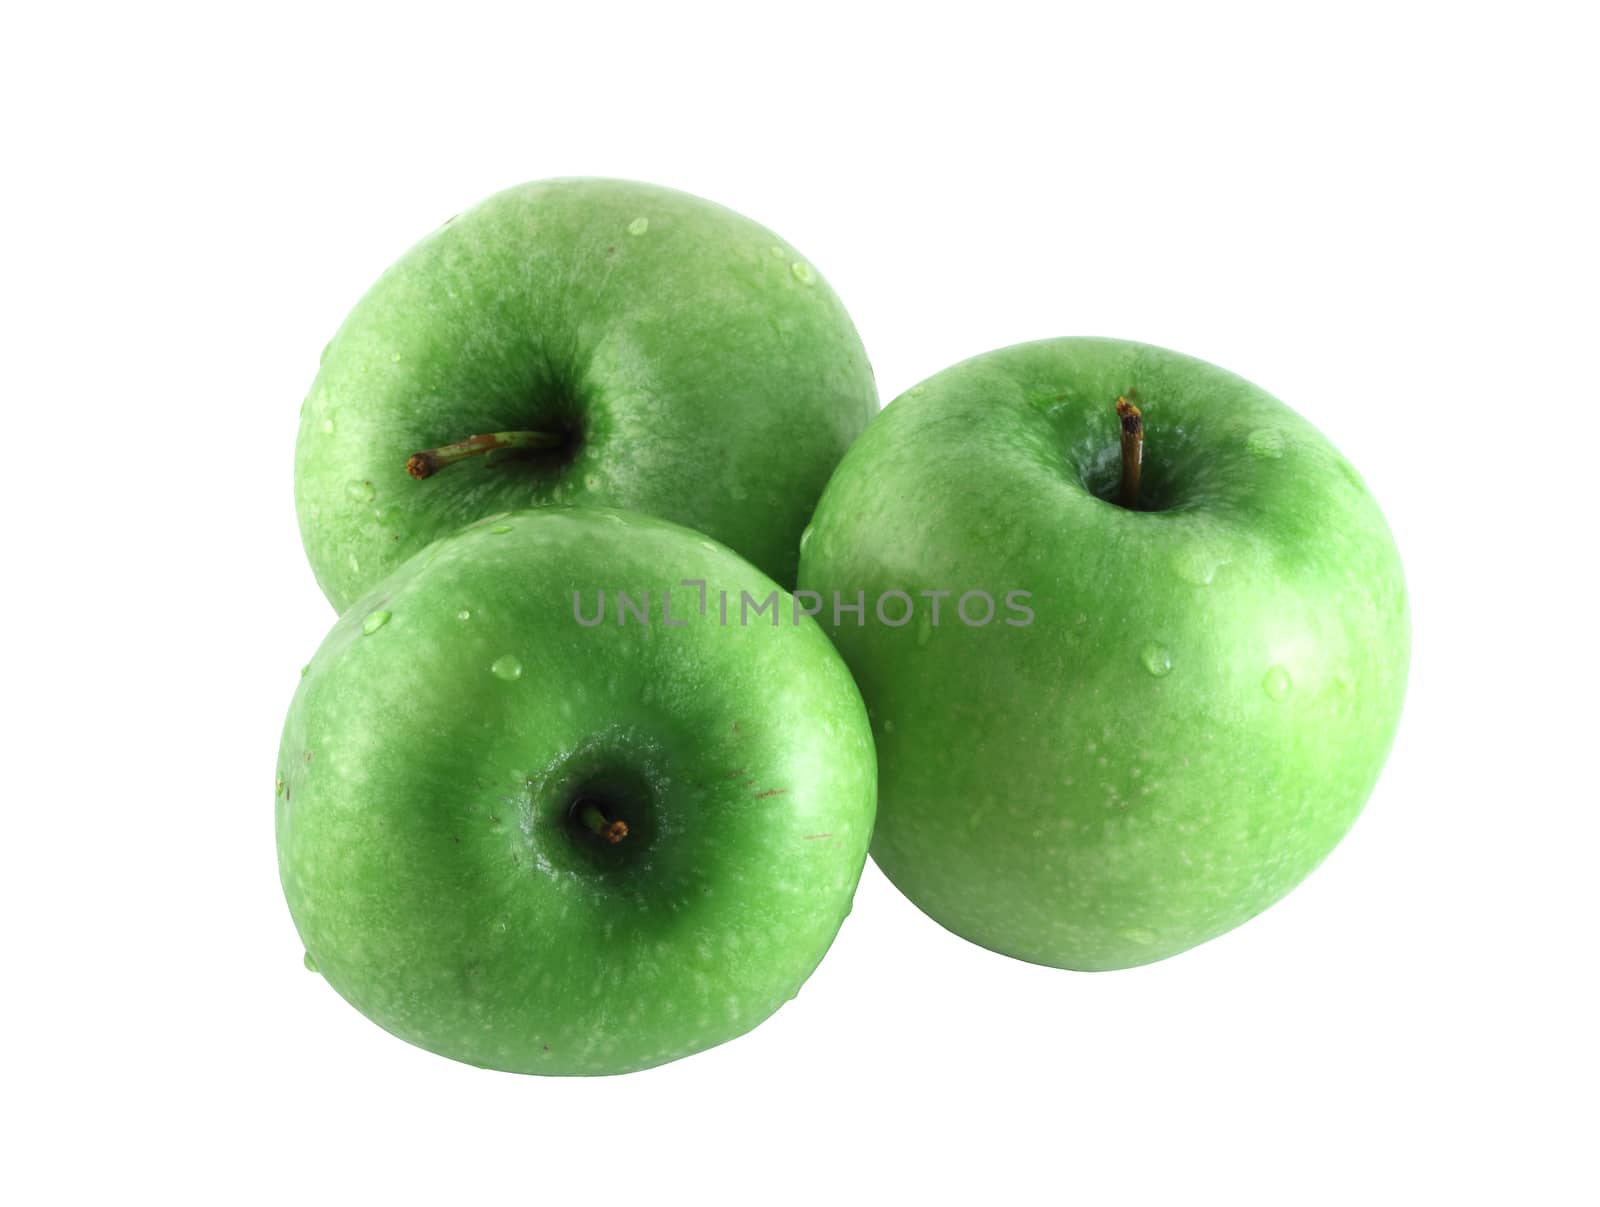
(769, 245, 787, 259)
(799, 524, 814, 554)
(1173, 546, 1226, 586)
(456, 608, 471, 620)
(390, 352, 402, 363)
(362, 609, 392, 635)
(627, 217, 649, 236)
(346, 480, 375, 502)
(321, 417, 335, 435)
(488, 523, 512, 534)
(790, 261, 815, 285)
(491, 655, 523, 681)
(1139, 643, 1173, 677)
(1246, 429, 1285, 458)
(303, 951, 319, 972)
(1263, 665, 1292, 700)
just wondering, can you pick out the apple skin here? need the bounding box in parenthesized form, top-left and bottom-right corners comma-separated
(295, 178, 876, 612)
(277, 508, 876, 1075)
(797, 338, 1408, 971)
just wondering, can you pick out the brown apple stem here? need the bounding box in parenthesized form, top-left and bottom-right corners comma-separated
(1116, 397, 1144, 508)
(405, 430, 563, 479)
(578, 802, 630, 845)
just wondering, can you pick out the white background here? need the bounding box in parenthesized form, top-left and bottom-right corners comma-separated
(6, 2, 1596, 1203)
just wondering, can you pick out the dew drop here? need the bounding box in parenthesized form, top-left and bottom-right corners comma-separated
(1246, 429, 1286, 458)
(1263, 665, 1292, 700)
(790, 261, 815, 285)
(303, 951, 319, 973)
(798, 524, 814, 554)
(456, 608, 471, 621)
(488, 523, 512, 534)
(320, 417, 335, 435)
(346, 480, 376, 502)
(627, 217, 649, 236)
(769, 245, 787, 259)
(362, 609, 392, 635)
(1140, 642, 1174, 677)
(1174, 546, 1227, 586)
(390, 352, 402, 363)
(491, 655, 524, 681)
(967, 796, 996, 832)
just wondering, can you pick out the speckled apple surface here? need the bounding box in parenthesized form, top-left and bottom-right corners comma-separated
(295, 178, 876, 612)
(277, 509, 876, 1074)
(798, 338, 1409, 971)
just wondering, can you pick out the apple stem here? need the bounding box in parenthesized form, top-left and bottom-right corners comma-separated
(578, 802, 630, 845)
(1116, 397, 1143, 508)
(405, 431, 563, 479)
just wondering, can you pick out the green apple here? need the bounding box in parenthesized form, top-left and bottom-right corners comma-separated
(295, 178, 876, 612)
(277, 508, 876, 1074)
(798, 338, 1408, 971)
